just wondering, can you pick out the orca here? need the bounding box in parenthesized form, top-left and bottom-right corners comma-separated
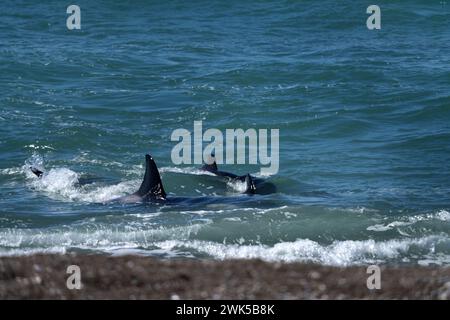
(114, 154, 167, 203)
(29, 153, 276, 203)
(30, 154, 167, 204)
(200, 154, 276, 195)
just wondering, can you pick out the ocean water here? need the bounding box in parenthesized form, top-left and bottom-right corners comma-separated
(1, 0, 449, 266)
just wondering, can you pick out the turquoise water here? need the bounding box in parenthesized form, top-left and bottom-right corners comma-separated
(1, 0, 449, 266)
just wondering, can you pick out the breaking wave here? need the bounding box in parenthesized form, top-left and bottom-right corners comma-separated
(1, 223, 448, 266)
(154, 235, 450, 266)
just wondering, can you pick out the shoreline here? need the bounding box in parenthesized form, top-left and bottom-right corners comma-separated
(0, 254, 449, 299)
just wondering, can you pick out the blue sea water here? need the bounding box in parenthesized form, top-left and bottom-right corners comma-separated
(0, 0, 449, 266)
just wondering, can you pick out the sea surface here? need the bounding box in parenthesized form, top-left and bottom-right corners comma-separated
(1, 0, 449, 266)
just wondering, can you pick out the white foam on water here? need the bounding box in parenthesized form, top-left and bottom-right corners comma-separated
(252, 171, 275, 178)
(160, 166, 216, 176)
(367, 221, 413, 232)
(0, 167, 23, 175)
(35, 168, 79, 195)
(71, 151, 125, 168)
(418, 254, 450, 266)
(0, 223, 206, 256)
(154, 235, 450, 266)
(107, 247, 193, 258)
(173, 206, 289, 220)
(25, 144, 55, 151)
(223, 217, 242, 222)
(367, 210, 450, 232)
(178, 210, 211, 216)
(327, 206, 379, 214)
(435, 210, 450, 221)
(24, 152, 45, 169)
(29, 167, 138, 203)
(0, 247, 67, 257)
(22, 154, 139, 203)
(226, 179, 249, 193)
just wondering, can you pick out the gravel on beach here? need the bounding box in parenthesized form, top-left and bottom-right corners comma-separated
(1, 254, 449, 299)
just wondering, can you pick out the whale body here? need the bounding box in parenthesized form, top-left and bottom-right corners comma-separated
(29, 153, 275, 203)
(200, 154, 276, 195)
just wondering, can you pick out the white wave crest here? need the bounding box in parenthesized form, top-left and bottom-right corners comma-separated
(155, 235, 450, 266)
(367, 210, 450, 232)
(0, 223, 205, 256)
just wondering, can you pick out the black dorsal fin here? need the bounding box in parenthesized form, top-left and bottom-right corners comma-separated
(136, 154, 166, 200)
(201, 152, 218, 172)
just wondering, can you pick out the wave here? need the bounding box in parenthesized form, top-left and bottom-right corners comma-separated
(367, 210, 450, 232)
(1, 216, 448, 266)
(0, 223, 205, 254)
(2, 232, 447, 267)
(154, 235, 450, 266)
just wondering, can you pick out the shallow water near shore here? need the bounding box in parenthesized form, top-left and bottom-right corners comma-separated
(1, 0, 450, 266)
